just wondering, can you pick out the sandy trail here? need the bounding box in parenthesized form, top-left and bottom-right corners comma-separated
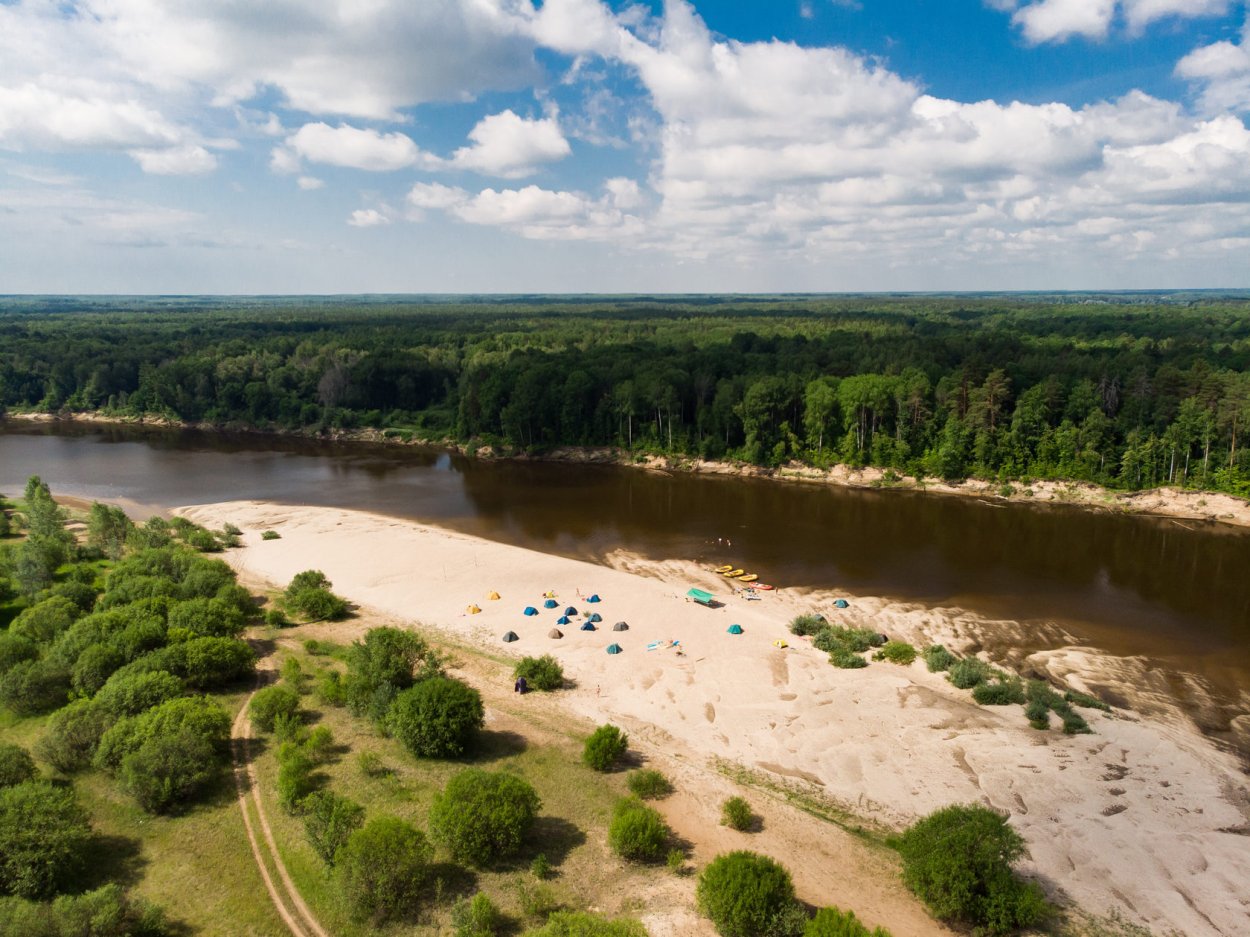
(184, 500, 1250, 937)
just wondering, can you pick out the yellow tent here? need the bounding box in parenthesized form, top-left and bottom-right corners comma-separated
(467, 604, 482, 614)
(773, 639, 788, 649)
(487, 591, 501, 601)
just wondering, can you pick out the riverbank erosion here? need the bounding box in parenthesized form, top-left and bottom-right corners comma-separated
(10, 409, 1250, 530)
(181, 500, 1250, 937)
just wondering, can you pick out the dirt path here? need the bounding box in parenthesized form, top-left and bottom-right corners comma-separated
(230, 676, 331, 937)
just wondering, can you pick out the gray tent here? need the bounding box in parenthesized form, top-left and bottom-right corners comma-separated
(548, 628, 563, 639)
(502, 631, 519, 643)
(612, 621, 629, 632)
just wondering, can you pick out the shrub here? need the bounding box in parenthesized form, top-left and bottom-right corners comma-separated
(70, 642, 126, 696)
(273, 711, 306, 745)
(264, 608, 289, 627)
(696, 851, 799, 937)
(788, 614, 826, 637)
(829, 649, 867, 669)
(48, 580, 99, 614)
(95, 670, 184, 717)
(0, 883, 171, 936)
(805, 907, 892, 937)
(335, 816, 433, 923)
(166, 598, 245, 638)
(1064, 689, 1111, 712)
(0, 658, 71, 715)
(261, 530, 281, 540)
(119, 729, 221, 815)
(429, 768, 541, 867)
(0, 633, 38, 676)
(179, 636, 256, 689)
(343, 626, 440, 722)
(1024, 699, 1050, 729)
(0, 744, 36, 789)
(897, 804, 1049, 935)
(316, 670, 346, 707)
(304, 725, 334, 762)
(284, 571, 348, 621)
(627, 768, 673, 800)
(583, 724, 628, 771)
(250, 684, 301, 733)
(972, 679, 1026, 706)
(95, 696, 230, 775)
(721, 796, 754, 832)
(874, 641, 917, 665)
(10, 596, 80, 644)
(531, 853, 552, 879)
(302, 790, 364, 866)
(514, 879, 558, 918)
(921, 644, 956, 673)
(947, 657, 996, 690)
(812, 626, 882, 654)
(1060, 711, 1092, 735)
(608, 797, 670, 862)
(358, 751, 390, 778)
(666, 849, 686, 874)
(0, 781, 91, 899)
(513, 654, 564, 691)
(451, 893, 502, 937)
(386, 677, 484, 759)
(37, 699, 111, 773)
(525, 911, 647, 936)
(277, 742, 316, 813)
(280, 657, 304, 687)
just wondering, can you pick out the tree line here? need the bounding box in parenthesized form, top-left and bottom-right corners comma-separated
(2, 295, 1249, 495)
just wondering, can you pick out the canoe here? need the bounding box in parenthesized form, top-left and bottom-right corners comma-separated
(737, 573, 758, 582)
(715, 564, 734, 573)
(747, 583, 775, 591)
(722, 568, 744, 577)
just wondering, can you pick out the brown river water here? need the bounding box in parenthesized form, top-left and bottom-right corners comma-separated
(3, 420, 1248, 752)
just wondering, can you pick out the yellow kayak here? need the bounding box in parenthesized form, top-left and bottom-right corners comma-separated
(737, 573, 758, 582)
(722, 568, 744, 577)
(715, 565, 734, 573)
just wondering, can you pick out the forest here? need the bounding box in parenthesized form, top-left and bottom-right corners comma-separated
(1, 294, 1249, 496)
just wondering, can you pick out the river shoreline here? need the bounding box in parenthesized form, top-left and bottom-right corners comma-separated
(7, 408, 1250, 531)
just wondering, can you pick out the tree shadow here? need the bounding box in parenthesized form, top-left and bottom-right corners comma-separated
(469, 729, 528, 763)
(79, 832, 146, 890)
(428, 862, 479, 908)
(526, 816, 587, 868)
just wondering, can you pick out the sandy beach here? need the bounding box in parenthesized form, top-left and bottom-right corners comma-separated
(181, 500, 1250, 937)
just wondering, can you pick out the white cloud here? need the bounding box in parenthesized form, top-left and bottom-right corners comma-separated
(1123, 0, 1229, 31)
(1177, 19, 1250, 113)
(347, 208, 391, 227)
(407, 182, 470, 211)
(1013, 0, 1116, 44)
(130, 144, 217, 175)
(297, 175, 324, 190)
(284, 122, 425, 172)
(443, 110, 572, 177)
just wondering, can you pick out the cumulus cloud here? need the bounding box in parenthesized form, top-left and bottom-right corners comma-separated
(297, 175, 324, 190)
(282, 122, 425, 172)
(442, 110, 572, 177)
(1177, 18, 1250, 113)
(347, 208, 391, 227)
(1000, 0, 1230, 43)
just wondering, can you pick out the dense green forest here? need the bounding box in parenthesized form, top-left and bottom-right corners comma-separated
(2, 295, 1249, 496)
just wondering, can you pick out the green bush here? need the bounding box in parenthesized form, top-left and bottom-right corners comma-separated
(720, 796, 754, 832)
(804, 906, 892, 937)
(0, 658, 71, 715)
(70, 641, 127, 695)
(302, 790, 364, 866)
(10, 596, 80, 644)
(0, 633, 38, 676)
(179, 636, 256, 689)
(947, 657, 996, 690)
(0, 781, 91, 898)
(524, 911, 647, 936)
(788, 614, 826, 637)
(666, 849, 686, 874)
(812, 626, 882, 655)
(358, 751, 390, 778)
(343, 626, 440, 722)
(608, 797, 670, 862)
(37, 699, 111, 773)
(626, 768, 673, 800)
(284, 571, 348, 621)
(696, 850, 799, 937)
(1060, 711, 1092, 735)
(829, 649, 867, 669)
(874, 641, 916, 665)
(897, 804, 1049, 935)
(972, 679, 1026, 706)
(1024, 699, 1050, 729)
(261, 530, 281, 541)
(95, 695, 230, 783)
(316, 670, 346, 707)
(280, 657, 304, 687)
(429, 768, 541, 867)
(0, 743, 36, 789)
(303, 725, 334, 762)
(1064, 689, 1111, 712)
(451, 892, 503, 937)
(119, 729, 222, 815)
(277, 742, 316, 814)
(94, 670, 184, 718)
(583, 724, 628, 771)
(513, 654, 565, 691)
(921, 644, 956, 672)
(514, 879, 558, 918)
(386, 677, 484, 759)
(249, 684, 301, 733)
(0, 883, 171, 936)
(335, 815, 433, 923)
(530, 853, 552, 879)
(166, 598, 245, 638)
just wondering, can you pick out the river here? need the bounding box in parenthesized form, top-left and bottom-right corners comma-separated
(3, 420, 1248, 749)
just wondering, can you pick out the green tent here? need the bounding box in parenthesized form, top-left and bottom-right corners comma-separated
(606, 643, 623, 655)
(686, 588, 714, 607)
(727, 624, 743, 635)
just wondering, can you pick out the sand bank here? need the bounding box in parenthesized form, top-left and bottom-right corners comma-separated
(180, 501, 1250, 937)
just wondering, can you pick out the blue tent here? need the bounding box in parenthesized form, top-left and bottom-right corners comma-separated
(587, 594, 601, 603)
(834, 599, 849, 609)
(606, 643, 623, 655)
(580, 621, 596, 631)
(589, 612, 602, 623)
(557, 615, 571, 625)
(543, 598, 558, 609)
(727, 624, 744, 635)
(524, 606, 538, 616)
(564, 606, 578, 616)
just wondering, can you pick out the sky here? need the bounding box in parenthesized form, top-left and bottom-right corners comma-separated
(1, 0, 1249, 293)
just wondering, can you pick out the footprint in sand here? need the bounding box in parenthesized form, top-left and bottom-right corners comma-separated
(705, 703, 716, 723)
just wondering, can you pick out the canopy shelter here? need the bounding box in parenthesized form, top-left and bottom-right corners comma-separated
(580, 621, 596, 631)
(587, 594, 601, 603)
(557, 615, 571, 625)
(613, 621, 629, 632)
(467, 604, 481, 614)
(564, 606, 578, 616)
(488, 591, 501, 600)
(606, 643, 623, 655)
(502, 631, 519, 643)
(524, 606, 539, 616)
(544, 598, 559, 609)
(773, 639, 788, 648)
(727, 624, 743, 634)
(549, 628, 563, 639)
(686, 588, 715, 607)
(588, 612, 602, 623)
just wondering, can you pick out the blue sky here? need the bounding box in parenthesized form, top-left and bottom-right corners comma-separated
(1, 0, 1248, 293)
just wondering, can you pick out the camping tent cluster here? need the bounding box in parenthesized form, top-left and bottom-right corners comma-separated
(499, 590, 624, 652)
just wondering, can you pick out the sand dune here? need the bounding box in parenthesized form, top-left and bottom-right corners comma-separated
(181, 500, 1250, 937)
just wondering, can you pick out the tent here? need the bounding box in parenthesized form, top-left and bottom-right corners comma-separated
(548, 628, 563, 639)
(580, 621, 596, 631)
(589, 612, 602, 623)
(488, 591, 501, 601)
(587, 594, 601, 603)
(564, 606, 578, 616)
(557, 615, 571, 625)
(834, 599, 849, 609)
(773, 639, 788, 648)
(727, 624, 744, 635)
(467, 604, 481, 614)
(613, 621, 629, 632)
(502, 631, 519, 643)
(524, 606, 538, 616)
(606, 643, 623, 655)
(543, 598, 559, 609)
(686, 588, 714, 607)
